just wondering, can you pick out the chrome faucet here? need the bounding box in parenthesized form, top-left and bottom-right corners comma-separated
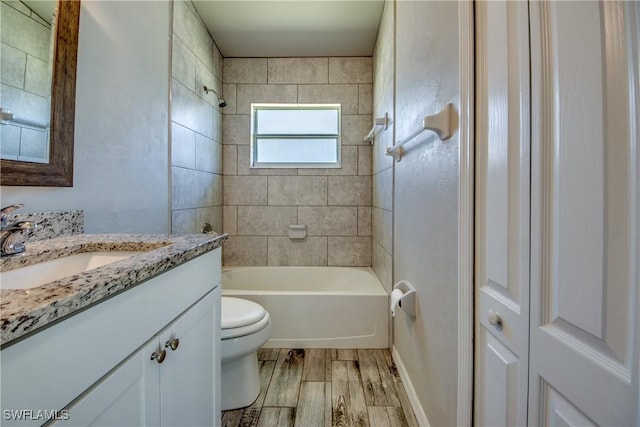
(1, 203, 36, 256)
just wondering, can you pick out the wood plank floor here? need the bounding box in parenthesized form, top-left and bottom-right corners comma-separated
(222, 348, 418, 427)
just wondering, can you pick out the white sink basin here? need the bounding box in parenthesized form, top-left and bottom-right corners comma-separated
(0, 251, 141, 290)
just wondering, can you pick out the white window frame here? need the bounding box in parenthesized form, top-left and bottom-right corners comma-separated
(250, 103, 342, 168)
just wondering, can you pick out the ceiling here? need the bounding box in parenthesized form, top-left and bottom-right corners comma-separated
(192, 1, 385, 58)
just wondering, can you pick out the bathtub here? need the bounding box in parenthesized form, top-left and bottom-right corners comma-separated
(221, 266, 388, 348)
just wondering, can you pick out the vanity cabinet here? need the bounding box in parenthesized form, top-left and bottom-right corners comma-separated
(1, 248, 221, 427)
(54, 289, 219, 427)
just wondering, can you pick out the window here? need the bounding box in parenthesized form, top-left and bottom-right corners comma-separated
(250, 103, 341, 168)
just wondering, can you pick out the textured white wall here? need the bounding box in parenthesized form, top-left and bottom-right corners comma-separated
(392, 1, 460, 426)
(1, 1, 171, 233)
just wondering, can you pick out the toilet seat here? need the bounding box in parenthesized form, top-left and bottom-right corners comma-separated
(221, 297, 269, 340)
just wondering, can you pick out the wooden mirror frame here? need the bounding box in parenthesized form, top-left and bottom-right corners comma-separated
(1, 0, 80, 187)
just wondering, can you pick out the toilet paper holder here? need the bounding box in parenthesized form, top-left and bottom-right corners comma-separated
(392, 280, 416, 317)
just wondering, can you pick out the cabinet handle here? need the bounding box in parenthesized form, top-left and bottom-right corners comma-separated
(165, 338, 180, 351)
(151, 349, 167, 363)
(488, 309, 503, 327)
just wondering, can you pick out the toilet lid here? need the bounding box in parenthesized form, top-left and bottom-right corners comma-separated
(221, 297, 267, 329)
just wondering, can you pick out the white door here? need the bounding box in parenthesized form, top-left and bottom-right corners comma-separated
(55, 339, 161, 427)
(474, 1, 531, 425)
(529, 1, 639, 425)
(160, 290, 219, 427)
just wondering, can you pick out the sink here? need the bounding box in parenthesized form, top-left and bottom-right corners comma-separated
(0, 251, 141, 290)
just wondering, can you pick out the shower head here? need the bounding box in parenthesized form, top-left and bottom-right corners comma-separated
(203, 86, 227, 108)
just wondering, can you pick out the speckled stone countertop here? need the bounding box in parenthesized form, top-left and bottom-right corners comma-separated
(0, 233, 227, 346)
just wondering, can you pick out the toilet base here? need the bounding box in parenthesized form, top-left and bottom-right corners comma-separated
(221, 351, 261, 411)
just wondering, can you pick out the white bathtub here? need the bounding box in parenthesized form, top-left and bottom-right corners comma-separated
(221, 266, 388, 348)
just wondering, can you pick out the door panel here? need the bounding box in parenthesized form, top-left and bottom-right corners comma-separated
(476, 330, 523, 426)
(529, 1, 639, 425)
(55, 339, 161, 427)
(474, 1, 531, 425)
(161, 291, 217, 427)
(543, 382, 597, 427)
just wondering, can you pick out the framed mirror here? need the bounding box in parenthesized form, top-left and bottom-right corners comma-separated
(0, 0, 80, 187)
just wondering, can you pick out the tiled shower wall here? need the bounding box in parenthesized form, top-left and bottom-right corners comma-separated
(372, 0, 395, 293)
(221, 57, 373, 266)
(170, 0, 223, 234)
(0, 0, 51, 161)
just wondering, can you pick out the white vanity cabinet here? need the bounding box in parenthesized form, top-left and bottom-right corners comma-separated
(54, 289, 219, 427)
(1, 248, 221, 427)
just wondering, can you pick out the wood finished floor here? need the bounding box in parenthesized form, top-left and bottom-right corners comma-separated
(221, 348, 418, 427)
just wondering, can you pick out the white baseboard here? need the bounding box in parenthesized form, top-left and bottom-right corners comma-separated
(392, 345, 430, 427)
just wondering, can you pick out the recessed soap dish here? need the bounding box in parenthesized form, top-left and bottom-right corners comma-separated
(288, 225, 306, 239)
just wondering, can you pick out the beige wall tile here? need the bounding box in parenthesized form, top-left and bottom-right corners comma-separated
(328, 237, 372, 266)
(358, 84, 373, 115)
(298, 206, 357, 236)
(172, 79, 215, 139)
(222, 115, 250, 145)
(222, 145, 238, 175)
(328, 176, 371, 206)
(268, 58, 328, 84)
(223, 236, 268, 266)
(223, 58, 267, 83)
(342, 115, 373, 145)
(236, 84, 297, 114)
(196, 60, 221, 108)
(195, 135, 221, 174)
(173, 1, 213, 69)
(213, 173, 223, 206)
(372, 207, 392, 253)
(172, 209, 195, 234)
(197, 170, 217, 207)
(372, 240, 393, 293)
(237, 146, 298, 176)
(212, 44, 223, 80)
(222, 84, 237, 114)
(268, 237, 328, 266)
(172, 169, 219, 210)
(372, 118, 394, 175)
(1, 43, 26, 88)
(297, 145, 358, 176)
(329, 57, 373, 84)
(172, 36, 195, 91)
(373, 1, 394, 108)
(237, 206, 297, 236)
(268, 176, 328, 205)
(373, 168, 393, 210)
(171, 122, 196, 169)
(223, 176, 268, 205)
(298, 84, 358, 114)
(358, 146, 372, 175)
(358, 206, 372, 237)
(196, 206, 222, 234)
(223, 205, 237, 235)
(172, 167, 197, 209)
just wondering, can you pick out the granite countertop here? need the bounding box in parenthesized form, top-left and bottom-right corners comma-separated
(0, 233, 227, 346)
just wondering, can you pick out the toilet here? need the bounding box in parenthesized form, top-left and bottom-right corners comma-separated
(220, 297, 272, 411)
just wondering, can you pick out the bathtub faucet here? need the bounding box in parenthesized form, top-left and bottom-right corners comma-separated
(0, 203, 36, 256)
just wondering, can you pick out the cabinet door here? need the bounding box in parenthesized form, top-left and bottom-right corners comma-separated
(54, 339, 161, 427)
(529, 1, 639, 425)
(474, 1, 531, 426)
(160, 289, 219, 427)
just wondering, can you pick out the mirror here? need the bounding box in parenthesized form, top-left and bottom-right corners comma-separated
(0, 0, 80, 186)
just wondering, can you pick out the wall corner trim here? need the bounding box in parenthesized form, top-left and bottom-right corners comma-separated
(456, 1, 475, 426)
(392, 345, 431, 427)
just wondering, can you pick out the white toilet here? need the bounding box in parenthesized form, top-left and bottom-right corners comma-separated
(220, 297, 272, 411)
